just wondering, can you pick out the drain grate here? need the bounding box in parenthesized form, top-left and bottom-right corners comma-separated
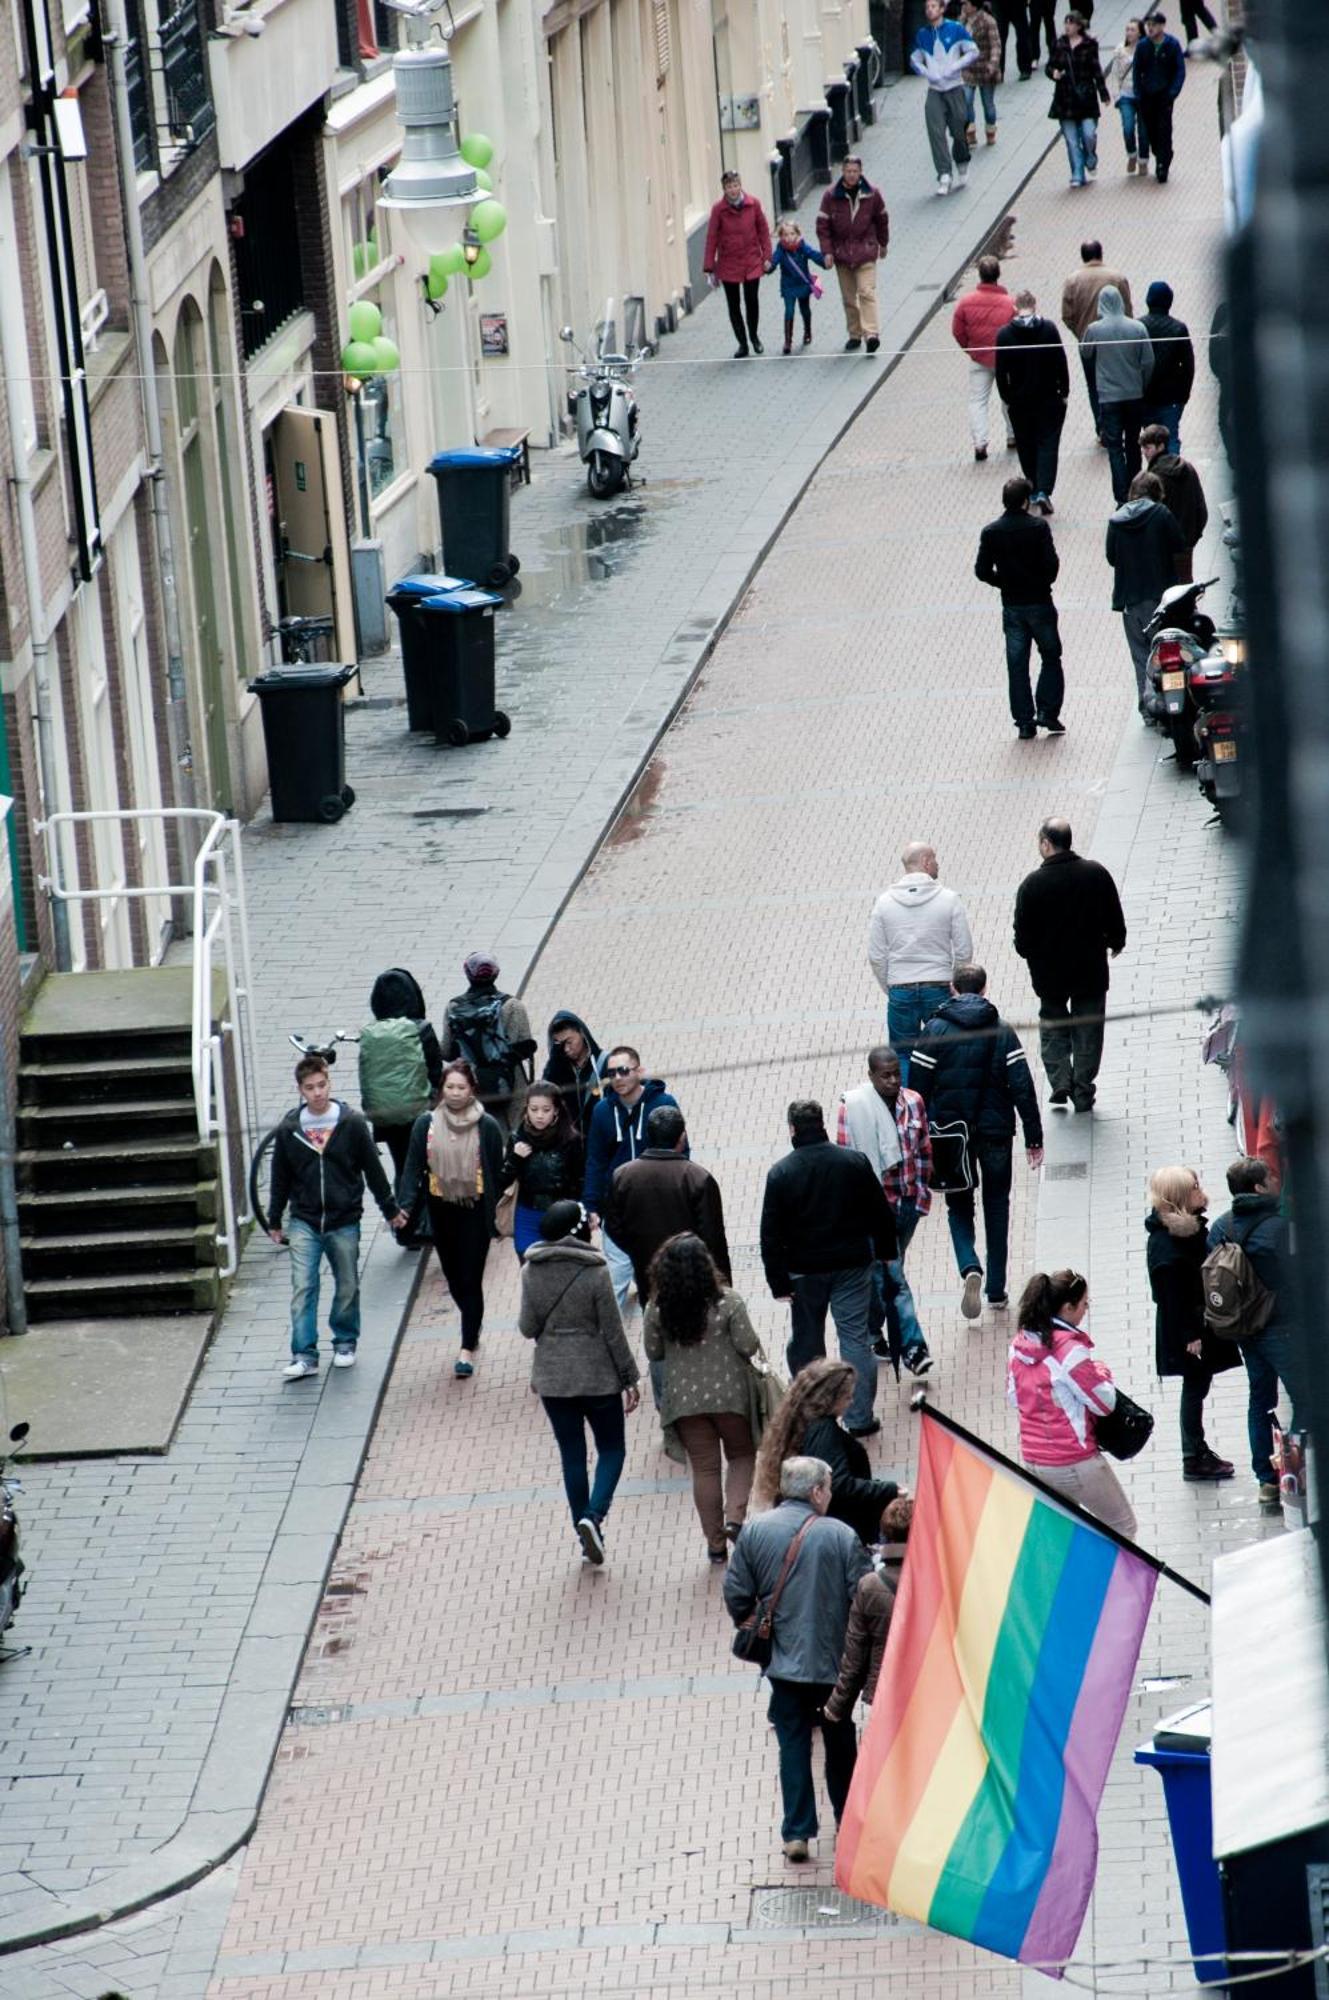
(1045, 1161, 1088, 1181)
(748, 1886, 909, 1931)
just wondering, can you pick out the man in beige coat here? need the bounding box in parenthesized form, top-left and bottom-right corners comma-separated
(1061, 239, 1133, 440)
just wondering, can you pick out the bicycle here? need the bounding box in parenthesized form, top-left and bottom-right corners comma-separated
(249, 1031, 358, 1239)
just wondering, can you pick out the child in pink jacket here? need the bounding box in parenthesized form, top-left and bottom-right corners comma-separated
(1007, 1268, 1137, 1536)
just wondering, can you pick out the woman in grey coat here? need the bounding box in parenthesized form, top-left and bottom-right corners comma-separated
(520, 1200, 640, 1566)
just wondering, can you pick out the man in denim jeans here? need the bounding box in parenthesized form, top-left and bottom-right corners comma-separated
(976, 475, 1064, 740)
(868, 844, 974, 1083)
(1206, 1158, 1305, 1511)
(268, 1055, 409, 1382)
(836, 1049, 933, 1378)
(760, 1100, 898, 1437)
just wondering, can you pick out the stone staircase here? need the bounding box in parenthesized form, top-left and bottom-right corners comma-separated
(16, 973, 223, 1322)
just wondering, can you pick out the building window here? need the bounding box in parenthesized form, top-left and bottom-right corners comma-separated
(345, 168, 391, 281)
(65, 154, 110, 351)
(233, 146, 305, 358)
(158, 0, 216, 148)
(358, 287, 401, 503)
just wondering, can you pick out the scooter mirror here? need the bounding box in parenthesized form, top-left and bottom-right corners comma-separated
(9, 1422, 29, 1444)
(558, 328, 575, 343)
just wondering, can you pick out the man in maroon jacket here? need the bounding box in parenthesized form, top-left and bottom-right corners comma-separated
(703, 170, 773, 358)
(816, 157, 890, 354)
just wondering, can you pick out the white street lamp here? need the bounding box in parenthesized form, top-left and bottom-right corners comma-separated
(377, 0, 481, 261)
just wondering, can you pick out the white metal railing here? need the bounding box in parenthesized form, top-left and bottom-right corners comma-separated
(35, 808, 259, 1280)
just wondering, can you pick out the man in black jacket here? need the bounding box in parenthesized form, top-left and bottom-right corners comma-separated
(1013, 818, 1127, 1111)
(1106, 470, 1186, 705)
(269, 1056, 409, 1381)
(1132, 12, 1184, 183)
(911, 967, 1043, 1318)
(975, 475, 1064, 741)
(994, 291, 1070, 515)
(1139, 280, 1195, 451)
(1206, 1157, 1305, 1508)
(760, 1101, 898, 1436)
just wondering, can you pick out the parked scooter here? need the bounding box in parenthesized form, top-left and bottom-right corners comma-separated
(1189, 630, 1247, 827)
(0, 1420, 30, 1664)
(560, 302, 651, 498)
(1142, 577, 1219, 771)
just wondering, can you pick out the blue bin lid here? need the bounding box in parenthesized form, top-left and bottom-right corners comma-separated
(427, 446, 522, 471)
(388, 571, 474, 598)
(414, 588, 503, 614)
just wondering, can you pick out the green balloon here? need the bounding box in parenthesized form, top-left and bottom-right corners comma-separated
(369, 335, 400, 372)
(341, 339, 379, 376)
(352, 241, 369, 280)
(460, 132, 493, 169)
(427, 269, 448, 301)
(472, 167, 493, 192)
(467, 247, 492, 280)
(469, 199, 507, 244)
(348, 299, 382, 343)
(437, 242, 468, 277)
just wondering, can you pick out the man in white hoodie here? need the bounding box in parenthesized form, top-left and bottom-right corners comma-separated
(868, 844, 975, 1082)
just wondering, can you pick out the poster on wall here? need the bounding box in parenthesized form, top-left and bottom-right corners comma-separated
(480, 313, 509, 357)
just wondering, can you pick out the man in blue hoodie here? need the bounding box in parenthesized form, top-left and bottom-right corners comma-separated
(911, 0, 980, 197)
(911, 966, 1043, 1319)
(1132, 12, 1185, 184)
(583, 1047, 686, 1308)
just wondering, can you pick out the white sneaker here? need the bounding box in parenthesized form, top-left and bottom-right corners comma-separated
(577, 1516, 605, 1565)
(935, 173, 951, 197)
(961, 1272, 983, 1320)
(283, 1356, 318, 1381)
(955, 162, 969, 186)
(1085, 166, 1097, 181)
(332, 1345, 357, 1369)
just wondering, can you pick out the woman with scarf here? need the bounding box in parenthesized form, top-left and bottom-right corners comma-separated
(399, 1061, 506, 1378)
(1145, 1164, 1239, 1480)
(502, 1081, 583, 1259)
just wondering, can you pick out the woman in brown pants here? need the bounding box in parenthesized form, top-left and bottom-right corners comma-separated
(643, 1234, 761, 1563)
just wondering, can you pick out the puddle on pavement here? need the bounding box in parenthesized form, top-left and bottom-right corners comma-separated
(607, 757, 666, 846)
(505, 477, 703, 615)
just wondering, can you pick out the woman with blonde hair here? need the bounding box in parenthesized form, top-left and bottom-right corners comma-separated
(751, 1357, 898, 1544)
(1145, 1164, 1239, 1480)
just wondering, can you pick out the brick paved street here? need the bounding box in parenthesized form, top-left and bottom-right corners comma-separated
(6, 28, 1272, 2000)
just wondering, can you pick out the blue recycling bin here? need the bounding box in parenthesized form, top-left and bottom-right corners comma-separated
(413, 588, 509, 746)
(1135, 1706, 1227, 1984)
(427, 447, 522, 588)
(384, 573, 473, 732)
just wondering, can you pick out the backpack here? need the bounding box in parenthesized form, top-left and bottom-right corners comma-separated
(358, 1018, 431, 1126)
(1201, 1217, 1277, 1341)
(447, 989, 516, 1099)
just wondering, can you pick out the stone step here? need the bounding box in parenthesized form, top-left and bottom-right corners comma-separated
(23, 1267, 221, 1322)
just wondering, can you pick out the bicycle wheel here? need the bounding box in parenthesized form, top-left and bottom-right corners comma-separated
(249, 1126, 283, 1240)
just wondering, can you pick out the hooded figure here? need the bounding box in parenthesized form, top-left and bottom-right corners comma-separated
(442, 955, 537, 1130)
(361, 967, 445, 1186)
(1079, 285, 1154, 406)
(542, 1011, 608, 1138)
(867, 871, 974, 992)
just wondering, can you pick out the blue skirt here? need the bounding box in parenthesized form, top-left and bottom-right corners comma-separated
(514, 1202, 544, 1259)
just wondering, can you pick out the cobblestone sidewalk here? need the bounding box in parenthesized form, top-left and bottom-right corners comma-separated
(0, 29, 1084, 1981)
(2, 41, 1267, 2000)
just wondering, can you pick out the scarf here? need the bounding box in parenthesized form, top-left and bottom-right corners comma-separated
(427, 1099, 483, 1204)
(1155, 1202, 1202, 1238)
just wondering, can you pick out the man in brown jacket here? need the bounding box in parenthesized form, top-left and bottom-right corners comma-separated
(816, 156, 890, 354)
(823, 1495, 913, 1722)
(604, 1105, 730, 1301)
(960, 0, 1003, 145)
(1061, 239, 1133, 440)
(1141, 423, 1208, 581)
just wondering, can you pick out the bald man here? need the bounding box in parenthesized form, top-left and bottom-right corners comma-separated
(1013, 819, 1126, 1111)
(868, 845, 975, 1082)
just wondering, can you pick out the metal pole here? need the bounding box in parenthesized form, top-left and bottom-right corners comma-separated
(102, 0, 199, 912)
(352, 387, 372, 541)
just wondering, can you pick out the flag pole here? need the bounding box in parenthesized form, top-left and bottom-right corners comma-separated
(911, 1392, 1211, 1607)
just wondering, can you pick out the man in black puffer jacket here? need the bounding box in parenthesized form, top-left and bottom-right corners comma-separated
(761, 1102, 898, 1437)
(911, 966, 1043, 1320)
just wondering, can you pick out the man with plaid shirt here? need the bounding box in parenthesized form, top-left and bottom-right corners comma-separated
(836, 1046, 933, 1377)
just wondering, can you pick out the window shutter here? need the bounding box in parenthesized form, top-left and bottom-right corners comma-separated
(653, 0, 670, 82)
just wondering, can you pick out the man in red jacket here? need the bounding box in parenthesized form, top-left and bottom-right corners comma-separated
(816, 157, 890, 354)
(703, 170, 773, 359)
(951, 254, 1016, 460)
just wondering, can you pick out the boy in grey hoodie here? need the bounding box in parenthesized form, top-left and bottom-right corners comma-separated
(1081, 285, 1154, 502)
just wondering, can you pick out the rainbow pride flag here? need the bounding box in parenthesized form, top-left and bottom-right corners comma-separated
(835, 1411, 1157, 1977)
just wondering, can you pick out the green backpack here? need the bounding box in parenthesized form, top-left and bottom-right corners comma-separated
(358, 1018, 431, 1125)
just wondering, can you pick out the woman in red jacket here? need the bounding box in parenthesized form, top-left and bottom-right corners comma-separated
(703, 170, 773, 359)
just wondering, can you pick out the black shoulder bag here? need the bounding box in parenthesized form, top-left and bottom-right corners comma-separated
(732, 1518, 815, 1668)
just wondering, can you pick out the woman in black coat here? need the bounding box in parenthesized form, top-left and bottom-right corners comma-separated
(502, 1082, 583, 1260)
(1145, 1164, 1240, 1480)
(751, 1358, 898, 1544)
(1046, 12, 1110, 186)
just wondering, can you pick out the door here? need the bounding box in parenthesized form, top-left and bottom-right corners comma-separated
(711, 0, 737, 172)
(183, 427, 232, 813)
(270, 407, 356, 663)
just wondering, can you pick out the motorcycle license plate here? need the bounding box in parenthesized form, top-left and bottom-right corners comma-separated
(1162, 671, 1186, 690)
(1214, 740, 1238, 762)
